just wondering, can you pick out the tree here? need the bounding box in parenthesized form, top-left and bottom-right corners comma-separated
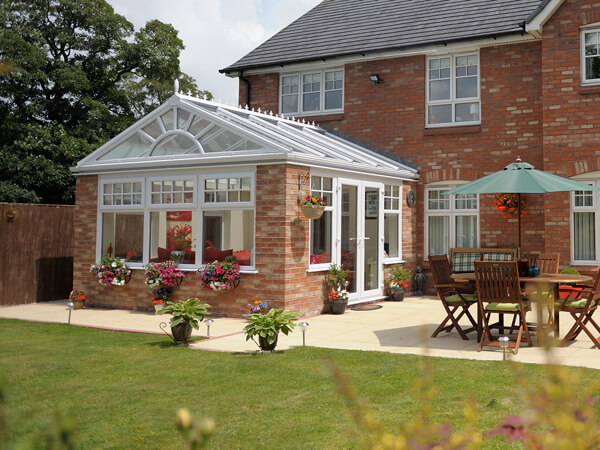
(0, 0, 211, 204)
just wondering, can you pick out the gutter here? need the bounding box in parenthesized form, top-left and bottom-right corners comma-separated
(239, 70, 251, 107)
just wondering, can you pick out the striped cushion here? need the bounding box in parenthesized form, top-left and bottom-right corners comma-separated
(452, 252, 479, 273)
(445, 293, 478, 303)
(482, 252, 514, 262)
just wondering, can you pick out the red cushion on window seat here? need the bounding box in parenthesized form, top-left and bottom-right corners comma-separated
(310, 253, 330, 264)
(157, 247, 170, 261)
(183, 250, 195, 264)
(233, 250, 251, 266)
(203, 248, 233, 263)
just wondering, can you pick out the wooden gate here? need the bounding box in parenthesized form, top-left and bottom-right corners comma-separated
(0, 203, 74, 305)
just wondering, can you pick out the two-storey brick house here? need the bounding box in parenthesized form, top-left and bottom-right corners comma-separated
(220, 0, 600, 287)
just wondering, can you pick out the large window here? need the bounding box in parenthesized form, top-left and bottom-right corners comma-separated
(383, 184, 402, 260)
(98, 172, 255, 269)
(427, 54, 480, 126)
(425, 186, 479, 256)
(582, 28, 600, 84)
(572, 182, 597, 263)
(280, 69, 344, 116)
(309, 176, 334, 266)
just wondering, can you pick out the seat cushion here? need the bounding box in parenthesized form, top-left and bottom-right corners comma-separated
(556, 299, 596, 309)
(451, 252, 479, 273)
(445, 293, 477, 303)
(485, 302, 521, 312)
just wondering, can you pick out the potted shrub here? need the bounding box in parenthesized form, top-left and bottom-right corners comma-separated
(151, 287, 171, 311)
(90, 256, 132, 286)
(156, 297, 211, 343)
(325, 263, 350, 314)
(199, 257, 241, 291)
(69, 289, 87, 309)
(387, 265, 411, 301)
(243, 304, 300, 351)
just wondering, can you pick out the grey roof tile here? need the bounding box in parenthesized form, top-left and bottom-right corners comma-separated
(222, 0, 543, 73)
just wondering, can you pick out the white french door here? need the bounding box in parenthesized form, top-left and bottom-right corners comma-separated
(338, 179, 384, 303)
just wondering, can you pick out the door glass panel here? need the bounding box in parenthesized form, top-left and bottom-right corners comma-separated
(341, 185, 357, 294)
(364, 188, 379, 291)
(429, 216, 449, 255)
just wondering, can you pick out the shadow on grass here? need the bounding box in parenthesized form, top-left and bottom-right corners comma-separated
(145, 336, 207, 348)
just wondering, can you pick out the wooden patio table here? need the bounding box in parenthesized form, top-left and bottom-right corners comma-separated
(450, 272, 593, 343)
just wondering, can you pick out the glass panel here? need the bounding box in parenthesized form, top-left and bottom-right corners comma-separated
(341, 185, 358, 294)
(143, 119, 163, 139)
(152, 134, 198, 156)
(455, 102, 479, 122)
(189, 117, 211, 136)
(586, 56, 600, 80)
(177, 108, 191, 129)
(202, 210, 254, 266)
(428, 189, 450, 210)
(325, 90, 342, 110)
(575, 190, 594, 207)
(150, 211, 196, 264)
(429, 216, 449, 255)
(364, 188, 379, 291)
(384, 213, 399, 258)
(160, 110, 175, 131)
(455, 215, 478, 248)
(310, 210, 332, 266)
(201, 130, 245, 153)
(455, 193, 478, 210)
(429, 79, 450, 101)
(456, 77, 477, 98)
(282, 95, 299, 114)
(303, 92, 320, 112)
(428, 104, 452, 124)
(102, 212, 144, 262)
(574, 212, 596, 261)
(311, 177, 321, 190)
(99, 133, 151, 160)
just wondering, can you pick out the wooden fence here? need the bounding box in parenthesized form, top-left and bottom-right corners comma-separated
(0, 203, 74, 305)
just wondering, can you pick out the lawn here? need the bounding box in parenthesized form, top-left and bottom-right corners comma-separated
(1, 318, 599, 449)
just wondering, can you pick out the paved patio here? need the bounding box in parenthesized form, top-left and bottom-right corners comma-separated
(1, 297, 599, 369)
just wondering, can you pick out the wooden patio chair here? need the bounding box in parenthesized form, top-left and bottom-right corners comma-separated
(430, 254, 478, 340)
(524, 253, 560, 274)
(555, 271, 600, 348)
(474, 261, 532, 354)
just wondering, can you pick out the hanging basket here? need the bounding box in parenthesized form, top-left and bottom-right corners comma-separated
(301, 204, 325, 220)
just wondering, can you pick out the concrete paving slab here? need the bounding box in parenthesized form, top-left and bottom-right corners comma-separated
(1, 297, 599, 369)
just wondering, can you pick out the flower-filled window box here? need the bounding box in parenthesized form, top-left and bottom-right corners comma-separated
(144, 261, 186, 288)
(90, 257, 132, 286)
(199, 258, 241, 291)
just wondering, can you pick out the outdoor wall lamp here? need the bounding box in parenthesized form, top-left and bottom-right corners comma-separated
(298, 322, 309, 346)
(67, 300, 74, 325)
(204, 318, 214, 338)
(499, 336, 509, 360)
(369, 74, 382, 84)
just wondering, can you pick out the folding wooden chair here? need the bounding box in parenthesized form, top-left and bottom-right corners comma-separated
(430, 254, 478, 340)
(524, 253, 560, 274)
(474, 261, 532, 354)
(555, 271, 600, 348)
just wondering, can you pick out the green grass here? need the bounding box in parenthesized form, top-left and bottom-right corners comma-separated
(1, 319, 599, 449)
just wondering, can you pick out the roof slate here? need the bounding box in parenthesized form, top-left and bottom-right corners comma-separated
(222, 0, 543, 73)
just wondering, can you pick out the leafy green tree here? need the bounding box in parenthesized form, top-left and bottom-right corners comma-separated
(0, 0, 211, 204)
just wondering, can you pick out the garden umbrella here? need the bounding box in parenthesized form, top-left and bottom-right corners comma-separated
(445, 157, 600, 250)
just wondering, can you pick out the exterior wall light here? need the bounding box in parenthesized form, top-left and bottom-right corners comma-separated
(298, 322, 309, 346)
(204, 318, 214, 338)
(369, 74, 382, 84)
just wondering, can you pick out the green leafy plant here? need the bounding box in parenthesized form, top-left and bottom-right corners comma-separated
(386, 265, 411, 288)
(156, 298, 211, 329)
(325, 263, 349, 291)
(561, 267, 580, 275)
(244, 308, 300, 347)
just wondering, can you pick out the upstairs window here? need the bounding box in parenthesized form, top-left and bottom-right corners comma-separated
(582, 29, 600, 84)
(280, 69, 344, 116)
(572, 182, 597, 263)
(427, 54, 480, 126)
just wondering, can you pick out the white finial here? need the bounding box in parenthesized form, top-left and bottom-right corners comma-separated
(238, 104, 242, 109)
(312, 121, 315, 126)
(244, 104, 249, 110)
(302, 118, 306, 124)
(257, 107, 262, 113)
(269, 111, 273, 116)
(251, 107, 255, 112)
(174, 79, 179, 94)
(291, 116, 295, 121)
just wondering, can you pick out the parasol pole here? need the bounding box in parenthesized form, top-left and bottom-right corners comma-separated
(517, 193, 522, 259)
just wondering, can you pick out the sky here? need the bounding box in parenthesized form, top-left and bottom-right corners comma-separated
(109, 0, 322, 105)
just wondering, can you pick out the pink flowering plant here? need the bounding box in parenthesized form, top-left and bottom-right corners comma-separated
(199, 259, 241, 291)
(90, 256, 132, 287)
(248, 300, 269, 313)
(144, 261, 186, 288)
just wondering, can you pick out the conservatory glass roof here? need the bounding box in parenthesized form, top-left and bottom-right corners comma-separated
(74, 94, 418, 180)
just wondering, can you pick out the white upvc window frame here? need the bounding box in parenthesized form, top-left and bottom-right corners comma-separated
(279, 68, 344, 117)
(199, 171, 255, 208)
(581, 26, 600, 85)
(383, 183, 403, 263)
(571, 179, 599, 265)
(426, 52, 481, 127)
(307, 174, 336, 271)
(424, 185, 480, 259)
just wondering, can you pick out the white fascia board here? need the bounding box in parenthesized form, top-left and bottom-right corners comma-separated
(525, 0, 565, 38)
(178, 99, 293, 154)
(76, 99, 178, 167)
(232, 34, 537, 77)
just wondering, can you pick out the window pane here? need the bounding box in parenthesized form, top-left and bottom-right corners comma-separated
(150, 211, 196, 264)
(586, 56, 600, 80)
(455, 102, 480, 122)
(310, 210, 332, 264)
(428, 189, 450, 210)
(456, 77, 477, 98)
(160, 110, 174, 131)
(325, 90, 342, 110)
(189, 117, 211, 136)
(455, 215, 478, 248)
(384, 213, 399, 258)
(202, 210, 254, 266)
(102, 212, 144, 262)
(177, 108, 191, 129)
(143, 119, 163, 139)
(201, 130, 244, 153)
(99, 132, 151, 160)
(429, 79, 450, 101)
(574, 190, 593, 207)
(152, 134, 198, 156)
(429, 216, 449, 255)
(303, 92, 320, 112)
(282, 94, 299, 114)
(428, 104, 452, 124)
(455, 193, 478, 210)
(573, 211, 596, 261)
